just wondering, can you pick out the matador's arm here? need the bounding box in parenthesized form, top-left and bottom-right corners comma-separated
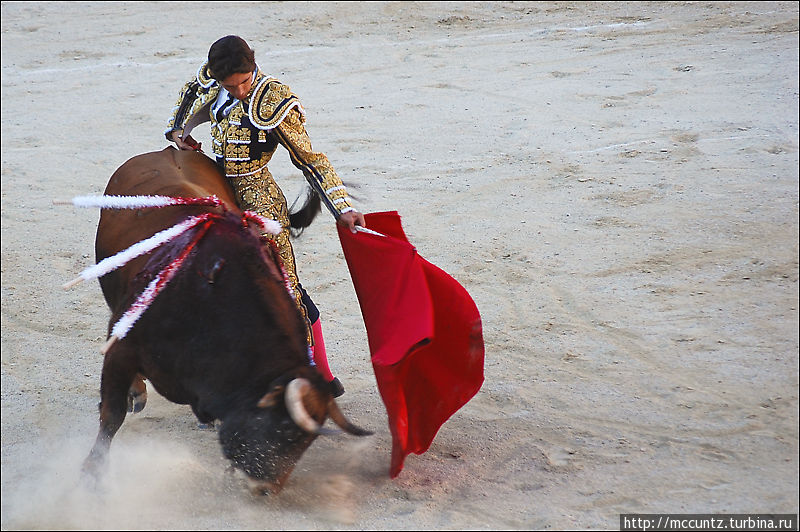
(164, 63, 218, 141)
(273, 108, 355, 219)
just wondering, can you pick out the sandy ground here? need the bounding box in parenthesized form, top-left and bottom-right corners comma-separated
(2, 1, 798, 530)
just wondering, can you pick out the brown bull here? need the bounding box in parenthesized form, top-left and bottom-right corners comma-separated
(83, 146, 369, 494)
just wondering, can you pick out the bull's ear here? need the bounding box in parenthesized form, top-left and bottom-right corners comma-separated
(257, 385, 284, 408)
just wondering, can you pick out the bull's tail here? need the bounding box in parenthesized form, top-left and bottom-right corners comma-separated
(288, 186, 321, 237)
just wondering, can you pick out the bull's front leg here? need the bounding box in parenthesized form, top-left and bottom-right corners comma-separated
(82, 344, 138, 480)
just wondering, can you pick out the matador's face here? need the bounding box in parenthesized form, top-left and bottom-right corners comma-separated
(221, 71, 254, 100)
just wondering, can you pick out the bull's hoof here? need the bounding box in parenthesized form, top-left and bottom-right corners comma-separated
(81, 460, 101, 482)
(79, 467, 102, 491)
(126, 378, 148, 413)
(81, 449, 108, 489)
(127, 389, 147, 413)
(328, 377, 345, 398)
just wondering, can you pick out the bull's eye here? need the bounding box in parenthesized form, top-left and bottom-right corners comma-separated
(206, 258, 226, 284)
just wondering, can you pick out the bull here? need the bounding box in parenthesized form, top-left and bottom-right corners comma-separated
(81, 146, 370, 494)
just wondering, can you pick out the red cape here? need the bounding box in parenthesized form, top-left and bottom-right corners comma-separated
(337, 212, 484, 477)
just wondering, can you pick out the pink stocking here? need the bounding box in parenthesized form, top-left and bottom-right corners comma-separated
(311, 318, 335, 382)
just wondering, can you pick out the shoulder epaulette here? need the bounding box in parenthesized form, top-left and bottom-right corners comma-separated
(197, 62, 216, 89)
(248, 77, 305, 130)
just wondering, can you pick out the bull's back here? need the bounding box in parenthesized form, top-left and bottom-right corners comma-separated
(96, 147, 239, 309)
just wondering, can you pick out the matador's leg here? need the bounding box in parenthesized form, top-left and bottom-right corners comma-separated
(310, 317, 344, 397)
(230, 170, 341, 394)
(265, 229, 343, 396)
(229, 171, 313, 342)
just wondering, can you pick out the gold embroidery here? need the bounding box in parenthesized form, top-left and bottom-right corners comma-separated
(165, 69, 219, 137)
(196, 62, 215, 88)
(276, 111, 353, 214)
(250, 78, 303, 130)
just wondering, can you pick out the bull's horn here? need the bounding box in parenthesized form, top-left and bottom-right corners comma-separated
(285, 378, 321, 434)
(327, 399, 373, 436)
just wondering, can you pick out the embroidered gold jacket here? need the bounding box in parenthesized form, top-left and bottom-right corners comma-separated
(165, 62, 354, 221)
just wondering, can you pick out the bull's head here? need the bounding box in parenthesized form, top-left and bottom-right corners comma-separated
(218, 375, 371, 494)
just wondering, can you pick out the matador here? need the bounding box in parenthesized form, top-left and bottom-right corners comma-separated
(165, 35, 365, 396)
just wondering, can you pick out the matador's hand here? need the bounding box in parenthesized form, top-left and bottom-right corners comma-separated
(337, 210, 365, 233)
(170, 130, 202, 151)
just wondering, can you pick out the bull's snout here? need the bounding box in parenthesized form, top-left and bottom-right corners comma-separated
(218, 406, 315, 494)
(246, 477, 282, 496)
